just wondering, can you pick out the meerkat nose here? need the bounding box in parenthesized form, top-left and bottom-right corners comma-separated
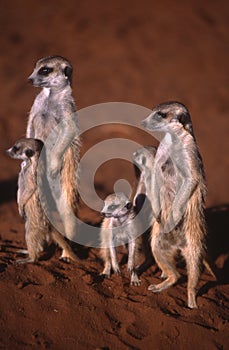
(28, 74, 34, 83)
(141, 119, 147, 127)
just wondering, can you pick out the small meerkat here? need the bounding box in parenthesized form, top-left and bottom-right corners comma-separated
(132, 146, 158, 271)
(6, 138, 77, 263)
(133, 146, 157, 208)
(100, 192, 141, 286)
(27, 55, 80, 239)
(141, 101, 215, 309)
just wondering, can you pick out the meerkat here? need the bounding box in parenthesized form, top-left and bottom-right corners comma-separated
(6, 138, 77, 263)
(100, 192, 141, 286)
(133, 146, 157, 208)
(141, 101, 215, 308)
(132, 146, 157, 271)
(26, 55, 80, 239)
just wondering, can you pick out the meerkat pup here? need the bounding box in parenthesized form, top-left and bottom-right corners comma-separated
(100, 192, 141, 286)
(6, 138, 77, 263)
(141, 101, 213, 309)
(26, 55, 80, 239)
(133, 146, 157, 208)
(132, 146, 158, 271)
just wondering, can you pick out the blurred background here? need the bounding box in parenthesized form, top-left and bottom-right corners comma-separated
(0, 0, 228, 208)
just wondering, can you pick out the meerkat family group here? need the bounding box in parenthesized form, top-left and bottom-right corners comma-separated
(6, 56, 215, 308)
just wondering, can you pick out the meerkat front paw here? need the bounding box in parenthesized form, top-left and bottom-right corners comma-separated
(18, 204, 26, 219)
(48, 157, 62, 178)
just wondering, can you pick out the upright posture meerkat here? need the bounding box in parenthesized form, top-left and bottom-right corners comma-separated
(100, 192, 141, 286)
(6, 138, 77, 263)
(141, 101, 213, 308)
(27, 55, 80, 239)
(132, 146, 157, 270)
(133, 146, 157, 208)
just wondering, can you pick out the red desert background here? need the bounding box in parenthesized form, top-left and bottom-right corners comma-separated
(0, 0, 228, 349)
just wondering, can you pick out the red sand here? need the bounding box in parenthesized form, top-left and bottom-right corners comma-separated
(0, 1, 228, 349)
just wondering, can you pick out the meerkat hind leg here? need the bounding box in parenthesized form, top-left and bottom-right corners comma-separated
(15, 256, 37, 264)
(184, 249, 201, 309)
(15, 249, 36, 264)
(128, 240, 141, 286)
(101, 260, 112, 278)
(51, 230, 77, 262)
(148, 254, 180, 292)
(110, 246, 120, 275)
(17, 249, 29, 255)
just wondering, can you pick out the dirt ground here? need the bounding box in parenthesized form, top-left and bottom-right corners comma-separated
(0, 0, 228, 349)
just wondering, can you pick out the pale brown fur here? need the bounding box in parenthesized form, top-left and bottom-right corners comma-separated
(6, 138, 77, 263)
(142, 101, 215, 308)
(26, 56, 80, 238)
(100, 193, 141, 286)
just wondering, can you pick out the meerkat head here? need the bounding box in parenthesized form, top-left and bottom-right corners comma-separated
(28, 55, 73, 89)
(133, 146, 157, 170)
(101, 192, 132, 218)
(6, 138, 44, 161)
(141, 101, 194, 136)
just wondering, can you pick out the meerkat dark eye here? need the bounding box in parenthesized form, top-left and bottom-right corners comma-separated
(12, 145, 19, 153)
(108, 204, 118, 211)
(141, 156, 146, 166)
(25, 149, 35, 158)
(125, 202, 132, 210)
(157, 112, 167, 119)
(38, 66, 54, 76)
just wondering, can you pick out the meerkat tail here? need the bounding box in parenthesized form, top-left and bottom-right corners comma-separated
(203, 258, 218, 280)
(61, 142, 80, 214)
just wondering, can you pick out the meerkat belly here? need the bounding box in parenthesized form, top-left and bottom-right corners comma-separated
(156, 226, 187, 251)
(160, 184, 176, 223)
(114, 228, 129, 245)
(25, 192, 49, 231)
(32, 113, 59, 141)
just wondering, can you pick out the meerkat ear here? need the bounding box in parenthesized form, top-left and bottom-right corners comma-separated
(177, 113, 187, 126)
(64, 66, 73, 85)
(25, 149, 35, 158)
(177, 112, 193, 135)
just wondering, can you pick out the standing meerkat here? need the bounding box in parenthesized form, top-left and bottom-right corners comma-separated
(27, 55, 80, 239)
(133, 146, 157, 208)
(6, 138, 77, 263)
(100, 192, 141, 286)
(141, 101, 214, 309)
(132, 146, 157, 271)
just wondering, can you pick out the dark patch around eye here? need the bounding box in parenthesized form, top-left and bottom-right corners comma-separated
(157, 112, 167, 118)
(38, 66, 54, 76)
(125, 202, 132, 210)
(141, 156, 146, 166)
(108, 204, 119, 211)
(25, 149, 35, 158)
(12, 146, 19, 153)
